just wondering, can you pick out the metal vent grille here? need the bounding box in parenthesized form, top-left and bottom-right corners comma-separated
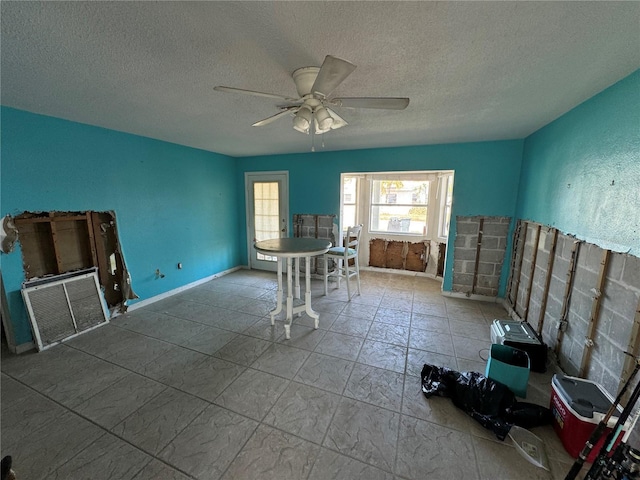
(22, 270, 109, 350)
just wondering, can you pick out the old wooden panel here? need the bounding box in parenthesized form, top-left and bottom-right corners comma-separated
(369, 239, 386, 267)
(55, 219, 94, 272)
(406, 242, 427, 272)
(385, 241, 405, 269)
(15, 221, 57, 278)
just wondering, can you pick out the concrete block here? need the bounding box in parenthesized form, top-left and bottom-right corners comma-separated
(454, 235, 467, 248)
(607, 252, 625, 282)
(622, 254, 640, 289)
(475, 286, 496, 296)
(453, 273, 474, 286)
(482, 222, 509, 236)
(477, 262, 496, 275)
(602, 278, 639, 321)
(477, 275, 499, 288)
(605, 309, 634, 348)
(498, 237, 507, 250)
(456, 220, 480, 235)
(579, 243, 605, 274)
(477, 249, 506, 264)
(480, 236, 499, 250)
(454, 260, 465, 274)
(455, 248, 478, 261)
(572, 268, 598, 296)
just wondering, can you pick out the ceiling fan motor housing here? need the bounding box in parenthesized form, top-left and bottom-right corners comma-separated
(292, 67, 321, 98)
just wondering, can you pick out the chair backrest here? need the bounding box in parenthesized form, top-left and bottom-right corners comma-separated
(345, 224, 363, 251)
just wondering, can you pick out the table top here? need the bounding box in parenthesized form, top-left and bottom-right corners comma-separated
(254, 237, 331, 257)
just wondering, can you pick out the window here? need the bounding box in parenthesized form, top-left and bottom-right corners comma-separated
(370, 179, 429, 235)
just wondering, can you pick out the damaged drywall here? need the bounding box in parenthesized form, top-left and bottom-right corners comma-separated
(368, 239, 429, 272)
(452, 216, 511, 297)
(13, 210, 137, 314)
(0, 215, 18, 254)
(506, 220, 640, 397)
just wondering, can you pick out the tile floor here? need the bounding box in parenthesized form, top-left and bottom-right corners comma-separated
(1, 269, 585, 479)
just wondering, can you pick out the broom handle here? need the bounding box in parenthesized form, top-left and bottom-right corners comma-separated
(564, 361, 640, 480)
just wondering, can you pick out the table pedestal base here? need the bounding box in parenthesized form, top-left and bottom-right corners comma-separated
(269, 256, 320, 339)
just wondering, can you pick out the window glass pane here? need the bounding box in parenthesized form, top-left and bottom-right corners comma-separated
(343, 205, 356, 229)
(254, 181, 280, 243)
(370, 205, 426, 234)
(371, 180, 428, 205)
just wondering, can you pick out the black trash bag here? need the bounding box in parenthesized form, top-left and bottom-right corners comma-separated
(421, 363, 552, 441)
(504, 402, 554, 429)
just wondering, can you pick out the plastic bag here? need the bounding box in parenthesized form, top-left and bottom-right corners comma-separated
(421, 363, 552, 440)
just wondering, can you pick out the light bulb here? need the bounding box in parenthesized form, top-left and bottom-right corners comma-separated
(314, 106, 333, 132)
(293, 106, 312, 134)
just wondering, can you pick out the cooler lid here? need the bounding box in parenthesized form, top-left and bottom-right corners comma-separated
(552, 374, 613, 418)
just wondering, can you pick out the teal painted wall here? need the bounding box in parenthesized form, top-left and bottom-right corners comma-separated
(236, 140, 525, 294)
(517, 69, 640, 256)
(1, 107, 241, 345)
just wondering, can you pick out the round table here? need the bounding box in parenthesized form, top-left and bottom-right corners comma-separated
(254, 238, 331, 339)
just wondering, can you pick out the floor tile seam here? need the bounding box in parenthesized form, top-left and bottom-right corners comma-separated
(43, 350, 154, 407)
(362, 332, 410, 348)
(2, 371, 185, 478)
(64, 331, 228, 375)
(354, 351, 408, 376)
(38, 430, 113, 480)
(126, 309, 253, 336)
(394, 355, 411, 477)
(338, 374, 406, 417)
(315, 443, 398, 477)
(63, 341, 264, 417)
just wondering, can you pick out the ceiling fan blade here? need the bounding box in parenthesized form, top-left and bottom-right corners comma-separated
(252, 107, 299, 127)
(214, 86, 299, 103)
(311, 55, 356, 98)
(330, 97, 410, 110)
(326, 108, 348, 130)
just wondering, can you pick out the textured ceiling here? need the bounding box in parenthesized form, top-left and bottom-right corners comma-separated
(2, 1, 639, 157)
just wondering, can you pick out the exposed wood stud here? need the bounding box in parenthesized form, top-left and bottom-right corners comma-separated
(536, 228, 558, 336)
(471, 217, 484, 294)
(555, 240, 582, 356)
(85, 212, 99, 267)
(511, 221, 529, 313)
(619, 299, 640, 403)
(579, 249, 611, 377)
(506, 220, 522, 305)
(48, 212, 65, 274)
(523, 224, 541, 322)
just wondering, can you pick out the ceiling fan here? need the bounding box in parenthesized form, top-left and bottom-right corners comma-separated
(214, 55, 409, 136)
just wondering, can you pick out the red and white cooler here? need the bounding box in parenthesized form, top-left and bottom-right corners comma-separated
(550, 374, 629, 463)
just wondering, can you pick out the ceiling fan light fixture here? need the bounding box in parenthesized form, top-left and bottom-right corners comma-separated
(314, 106, 334, 132)
(293, 105, 312, 133)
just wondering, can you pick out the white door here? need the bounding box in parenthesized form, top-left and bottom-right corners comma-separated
(246, 172, 289, 271)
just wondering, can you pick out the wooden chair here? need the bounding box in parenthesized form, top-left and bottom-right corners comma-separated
(323, 224, 362, 300)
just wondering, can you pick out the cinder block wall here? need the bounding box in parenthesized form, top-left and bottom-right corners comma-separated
(452, 216, 510, 297)
(507, 220, 640, 396)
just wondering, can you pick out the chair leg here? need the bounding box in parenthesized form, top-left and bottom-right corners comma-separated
(345, 259, 351, 301)
(355, 256, 361, 296)
(324, 255, 329, 296)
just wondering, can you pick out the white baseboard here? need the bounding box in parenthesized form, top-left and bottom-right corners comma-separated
(13, 341, 36, 354)
(441, 290, 501, 303)
(126, 266, 242, 312)
(360, 265, 444, 282)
